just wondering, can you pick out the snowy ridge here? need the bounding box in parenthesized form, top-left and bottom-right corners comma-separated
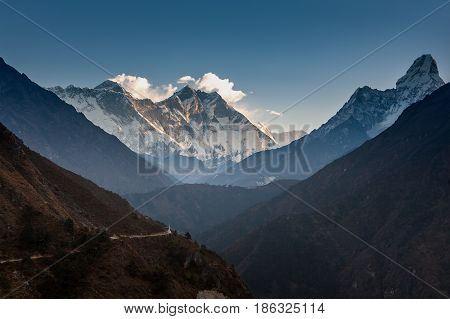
(313, 54, 444, 139)
(50, 84, 275, 162)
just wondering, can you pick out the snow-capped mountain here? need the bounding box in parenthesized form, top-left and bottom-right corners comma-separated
(317, 54, 444, 138)
(0, 57, 172, 194)
(50, 83, 275, 162)
(211, 54, 445, 186)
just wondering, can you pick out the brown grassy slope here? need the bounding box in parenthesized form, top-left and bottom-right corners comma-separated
(0, 123, 250, 298)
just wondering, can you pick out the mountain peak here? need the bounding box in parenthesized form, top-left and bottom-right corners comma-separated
(182, 84, 195, 90)
(173, 85, 198, 101)
(180, 84, 196, 93)
(95, 80, 125, 93)
(176, 85, 223, 100)
(396, 54, 444, 90)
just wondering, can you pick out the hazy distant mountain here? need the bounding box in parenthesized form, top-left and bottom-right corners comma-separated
(211, 54, 445, 187)
(271, 130, 306, 146)
(50, 83, 276, 163)
(202, 83, 450, 298)
(0, 122, 250, 298)
(0, 58, 172, 194)
(124, 180, 297, 236)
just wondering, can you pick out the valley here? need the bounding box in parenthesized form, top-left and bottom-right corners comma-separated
(0, 53, 448, 299)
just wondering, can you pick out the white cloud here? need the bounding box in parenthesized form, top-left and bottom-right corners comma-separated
(110, 74, 177, 102)
(266, 109, 282, 116)
(109, 72, 282, 128)
(177, 75, 195, 84)
(176, 72, 246, 104)
(195, 72, 246, 104)
(112, 72, 248, 110)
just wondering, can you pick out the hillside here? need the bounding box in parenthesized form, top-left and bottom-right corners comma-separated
(202, 84, 450, 298)
(0, 123, 250, 298)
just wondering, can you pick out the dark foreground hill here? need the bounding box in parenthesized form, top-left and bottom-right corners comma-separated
(0, 123, 250, 298)
(0, 57, 172, 194)
(203, 84, 450, 298)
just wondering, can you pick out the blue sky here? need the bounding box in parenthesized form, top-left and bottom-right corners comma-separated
(0, 0, 448, 130)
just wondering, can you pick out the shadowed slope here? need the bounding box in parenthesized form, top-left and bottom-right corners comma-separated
(204, 84, 450, 298)
(0, 123, 250, 298)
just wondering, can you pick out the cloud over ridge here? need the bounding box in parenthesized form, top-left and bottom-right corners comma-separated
(111, 72, 246, 106)
(177, 72, 246, 104)
(110, 74, 177, 102)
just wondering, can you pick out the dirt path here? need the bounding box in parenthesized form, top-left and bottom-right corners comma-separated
(0, 254, 53, 265)
(109, 229, 172, 240)
(0, 229, 172, 264)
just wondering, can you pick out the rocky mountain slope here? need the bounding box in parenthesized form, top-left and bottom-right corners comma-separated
(0, 58, 172, 194)
(201, 84, 450, 298)
(211, 54, 445, 186)
(50, 83, 276, 163)
(0, 122, 250, 298)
